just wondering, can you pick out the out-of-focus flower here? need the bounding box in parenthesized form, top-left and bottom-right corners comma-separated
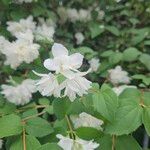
(71, 112, 103, 129)
(13, 0, 36, 4)
(1, 79, 37, 105)
(88, 58, 100, 72)
(33, 71, 60, 97)
(0, 36, 10, 52)
(57, 7, 68, 24)
(35, 24, 55, 42)
(112, 85, 137, 96)
(1, 31, 40, 69)
(56, 134, 99, 150)
(7, 16, 36, 37)
(75, 32, 85, 45)
(108, 66, 131, 85)
(78, 9, 91, 22)
(59, 71, 92, 101)
(66, 8, 79, 22)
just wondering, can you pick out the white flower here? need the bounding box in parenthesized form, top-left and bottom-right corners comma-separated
(56, 134, 99, 150)
(1, 79, 37, 105)
(33, 71, 60, 97)
(7, 16, 36, 37)
(112, 85, 137, 96)
(78, 9, 91, 22)
(0, 139, 3, 149)
(108, 66, 131, 85)
(43, 43, 84, 77)
(71, 112, 103, 129)
(67, 8, 79, 22)
(1, 31, 40, 69)
(59, 71, 92, 101)
(75, 32, 85, 45)
(13, 0, 36, 4)
(35, 24, 55, 41)
(0, 36, 10, 52)
(88, 58, 100, 72)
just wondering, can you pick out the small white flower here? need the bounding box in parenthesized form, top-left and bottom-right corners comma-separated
(71, 112, 103, 129)
(67, 8, 79, 22)
(112, 85, 137, 96)
(13, 0, 36, 4)
(35, 24, 55, 41)
(88, 58, 100, 72)
(108, 66, 131, 85)
(56, 134, 99, 150)
(33, 71, 60, 97)
(75, 32, 85, 45)
(78, 9, 91, 22)
(1, 79, 37, 105)
(7, 16, 36, 37)
(59, 71, 92, 101)
(43, 43, 84, 77)
(0, 139, 3, 149)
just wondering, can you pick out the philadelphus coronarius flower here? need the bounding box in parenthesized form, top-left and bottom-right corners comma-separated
(1, 31, 40, 69)
(88, 58, 100, 72)
(7, 16, 36, 37)
(71, 112, 103, 129)
(56, 134, 99, 150)
(34, 43, 92, 101)
(108, 66, 131, 85)
(112, 85, 137, 96)
(0, 36, 10, 52)
(75, 32, 85, 45)
(1, 79, 37, 105)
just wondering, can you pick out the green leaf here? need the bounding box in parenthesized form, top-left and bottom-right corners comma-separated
(142, 107, 150, 136)
(53, 98, 71, 120)
(109, 52, 123, 64)
(116, 135, 142, 150)
(105, 97, 142, 135)
(92, 85, 118, 121)
(123, 47, 141, 62)
(36, 143, 61, 150)
(76, 127, 103, 140)
(99, 135, 141, 150)
(106, 26, 120, 36)
(25, 117, 54, 137)
(0, 114, 22, 138)
(38, 98, 50, 105)
(139, 54, 150, 70)
(0, 100, 16, 115)
(101, 50, 114, 57)
(9, 135, 41, 150)
(89, 23, 105, 38)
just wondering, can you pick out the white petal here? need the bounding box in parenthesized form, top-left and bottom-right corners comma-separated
(32, 70, 48, 77)
(52, 43, 68, 57)
(43, 58, 58, 71)
(69, 53, 84, 69)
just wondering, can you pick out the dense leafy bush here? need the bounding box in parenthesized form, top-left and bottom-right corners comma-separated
(0, 0, 150, 149)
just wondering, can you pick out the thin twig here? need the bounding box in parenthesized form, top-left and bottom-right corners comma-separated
(22, 111, 46, 122)
(65, 115, 74, 139)
(112, 135, 116, 150)
(22, 127, 26, 150)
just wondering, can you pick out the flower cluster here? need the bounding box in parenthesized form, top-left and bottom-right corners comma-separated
(1, 79, 37, 105)
(0, 16, 56, 69)
(34, 43, 92, 101)
(56, 134, 99, 150)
